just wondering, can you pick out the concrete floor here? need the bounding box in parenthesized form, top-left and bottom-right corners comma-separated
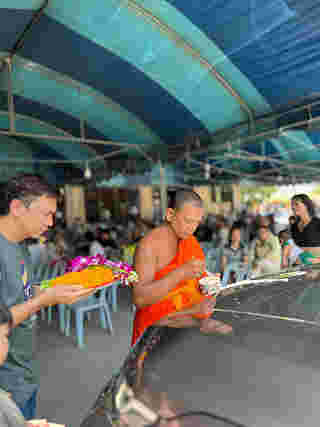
(35, 287, 132, 427)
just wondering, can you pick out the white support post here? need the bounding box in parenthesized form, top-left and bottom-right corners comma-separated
(138, 186, 153, 222)
(64, 184, 87, 227)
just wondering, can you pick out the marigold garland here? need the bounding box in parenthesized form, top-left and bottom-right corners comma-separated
(40, 254, 138, 289)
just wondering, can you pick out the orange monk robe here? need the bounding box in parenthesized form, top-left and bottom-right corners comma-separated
(131, 235, 214, 346)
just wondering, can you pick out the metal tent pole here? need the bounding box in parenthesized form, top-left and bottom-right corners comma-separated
(5, 58, 15, 133)
(0, 129, 141, 148)
(159, 161, 167, 220)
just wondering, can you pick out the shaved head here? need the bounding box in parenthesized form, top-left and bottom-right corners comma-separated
(169, 190, 203, 211)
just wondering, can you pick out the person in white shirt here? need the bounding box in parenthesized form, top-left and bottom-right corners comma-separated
(251, 226, 282, 277)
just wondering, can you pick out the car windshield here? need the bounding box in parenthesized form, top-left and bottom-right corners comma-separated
(81, 267, 320, 427)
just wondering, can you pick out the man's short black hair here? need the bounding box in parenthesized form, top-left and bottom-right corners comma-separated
(0, 174, 58, 216)
(168, 189, 203, 211)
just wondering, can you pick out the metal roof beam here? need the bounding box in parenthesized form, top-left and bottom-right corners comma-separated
(185, 148, 320, 184)
(0, 110, 71, 137)
(173, 102, 320, 160)
(0, 128, 148, 149)
(0, 52, 165, 148)
(0, 146, 129, 164)
(257, 162, 319, 177)
(188, 157, 278, 184)
(0, 0, 49, 73)
(214, 116, 320, 153)
(237, 149, 320, 174)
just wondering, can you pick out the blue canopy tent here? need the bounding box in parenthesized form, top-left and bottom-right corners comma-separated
(0, 1, 320, 185)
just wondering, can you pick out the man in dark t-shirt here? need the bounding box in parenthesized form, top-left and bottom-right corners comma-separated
(0, 175, 95, 419)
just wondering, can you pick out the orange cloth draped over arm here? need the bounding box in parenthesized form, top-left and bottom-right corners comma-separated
(131, 235, 212, 346)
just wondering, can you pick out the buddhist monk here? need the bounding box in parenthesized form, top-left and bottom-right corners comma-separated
(132, 189, 232, 346)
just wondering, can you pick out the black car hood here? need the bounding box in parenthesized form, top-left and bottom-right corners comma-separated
(81, 271, 320, 427)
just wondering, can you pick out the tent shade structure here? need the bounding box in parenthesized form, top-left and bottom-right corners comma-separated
(1, 1, 320, 184)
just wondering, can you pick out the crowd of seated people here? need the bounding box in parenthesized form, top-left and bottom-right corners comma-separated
(25, 213, 154, 276)
(195, 195, 320, 284)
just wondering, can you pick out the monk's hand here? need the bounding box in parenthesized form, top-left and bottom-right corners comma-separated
(197, 297, 216, 316)
(199, 273, 221, 296)
(183, 257, 205, 279)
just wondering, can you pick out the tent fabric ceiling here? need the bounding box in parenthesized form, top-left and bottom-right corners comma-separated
(0, 0, 320, 183)
(0, 53, 162, 146)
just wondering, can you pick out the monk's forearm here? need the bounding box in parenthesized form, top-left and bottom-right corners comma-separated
(133, 267, 187, 307)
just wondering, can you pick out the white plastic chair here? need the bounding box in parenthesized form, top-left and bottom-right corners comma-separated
(64, 281, 120, 349)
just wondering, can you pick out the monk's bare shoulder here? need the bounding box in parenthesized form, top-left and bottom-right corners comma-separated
(134, 225, 172, 277)
(137, 224, 171, 253)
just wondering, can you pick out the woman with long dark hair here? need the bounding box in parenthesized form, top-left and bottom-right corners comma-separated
(290, 194, 320, 265)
